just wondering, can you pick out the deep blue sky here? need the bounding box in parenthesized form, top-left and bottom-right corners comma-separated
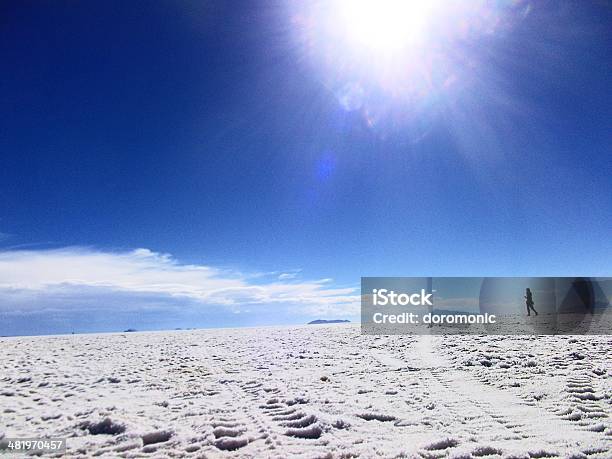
(1, 0, 610, 290)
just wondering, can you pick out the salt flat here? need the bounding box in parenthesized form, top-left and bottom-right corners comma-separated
(0, 325, 610, 458)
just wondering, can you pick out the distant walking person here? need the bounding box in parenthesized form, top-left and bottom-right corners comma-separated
(524, 288, 538, 316)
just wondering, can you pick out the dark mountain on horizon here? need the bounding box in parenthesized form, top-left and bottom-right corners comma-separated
(307, 319, 351, 325)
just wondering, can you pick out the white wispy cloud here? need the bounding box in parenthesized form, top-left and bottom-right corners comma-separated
(0, 247, 358, 316)
(278, 270, 301, 280)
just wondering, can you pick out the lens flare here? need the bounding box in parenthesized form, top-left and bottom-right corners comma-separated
(291, 0, 532, 140)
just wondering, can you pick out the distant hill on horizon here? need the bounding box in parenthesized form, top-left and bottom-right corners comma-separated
(307, 319, 351, 325)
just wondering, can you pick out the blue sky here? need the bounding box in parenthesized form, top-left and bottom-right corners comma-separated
(1, 1, 610, 335)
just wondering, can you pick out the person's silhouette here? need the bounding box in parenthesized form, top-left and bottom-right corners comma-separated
(524, 288, 538, 316)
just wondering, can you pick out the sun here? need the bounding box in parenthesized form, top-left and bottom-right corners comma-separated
(335, 0, 439, 54)
(291, 0, 531, 137)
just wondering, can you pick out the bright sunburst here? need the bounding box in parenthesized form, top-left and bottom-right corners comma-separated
(291, 0, 532, 139)
(336, 0, 439, 54)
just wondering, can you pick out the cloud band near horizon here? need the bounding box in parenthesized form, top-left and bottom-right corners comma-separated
(0, 247, 359, 321)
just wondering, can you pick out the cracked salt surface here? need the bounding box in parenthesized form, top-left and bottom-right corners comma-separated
(0, 325, 610, 458)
